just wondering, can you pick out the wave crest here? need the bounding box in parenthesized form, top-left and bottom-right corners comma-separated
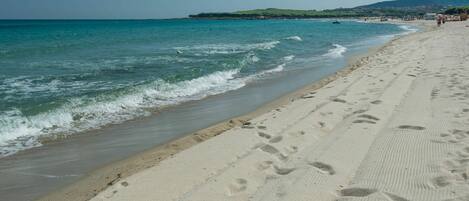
(0, 62, 290, 157)
(285, 36, 302, 41)
(323, 44, 347, 58)
(0, 69, 246, 157)
(264, 64, 285, 74)
(283, 55, 295, 61)
(399, 25, 418, 34)
(175, 41, 280, 55)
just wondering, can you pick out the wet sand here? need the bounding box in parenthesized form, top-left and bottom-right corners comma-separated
(79, 21, 469, 201)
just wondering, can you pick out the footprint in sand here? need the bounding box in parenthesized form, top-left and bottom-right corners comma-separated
(256, 161, 273, 171)
(353, 120, 376, 124)
(352, 114, 380, 124)
(340, 187, 377, 197)
(227, 178, 248, 196)
(332, 98, 347, 104)
(260, 144, 279, 154)
(353, 109, 368, 115)
(431, 88, 440, 99)
(441, 133, 451, 137)
(269, 136, 283, 144)
(371, 100, 383, 105)
(301, 95, 315, 99)
(398, 125, 426, 131)
(273, 165, 296, 175)
(120, 181, 129, 187)
(309, 161, 336, 175)
(358, 114, 380, 121)
(431, 176, 453, 188)
(258, 132, 272, 140)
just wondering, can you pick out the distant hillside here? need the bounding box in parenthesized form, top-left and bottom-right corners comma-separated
(189, 0, 469, 19)
(190, 8, 364, 19)
(359, 0, 469, 8)
(444, 6, 469, 14)
(189, 8, 425, 19)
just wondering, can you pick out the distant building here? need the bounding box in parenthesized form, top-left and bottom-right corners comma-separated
(425, 13, 437, 20)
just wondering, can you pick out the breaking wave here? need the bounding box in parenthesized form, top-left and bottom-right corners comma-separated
(263, 64, 285, 74)
(283, 55, 295, 61)
(399, 25, 418, 34)
(323, 44, 347, 58)
(0, 69, 244, 156)
(285, 36, 303, 41)
(0, 63, 288, 157)
(175, 41, 280, 55)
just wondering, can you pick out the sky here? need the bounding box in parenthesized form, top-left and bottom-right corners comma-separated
(0, 0, 382, 19)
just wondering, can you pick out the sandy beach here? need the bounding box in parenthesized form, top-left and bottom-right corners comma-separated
(42, 20, 469, 201)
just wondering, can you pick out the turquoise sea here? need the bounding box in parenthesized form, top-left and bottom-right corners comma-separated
(0, 19, 415, 156)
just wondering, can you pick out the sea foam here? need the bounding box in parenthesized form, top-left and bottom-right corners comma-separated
(0, 69, 247, 157)
(175, 41, 280, 55)
(264, 64, 285, 74)
(398, 25, 418, 34)
(0, 65, 289, 157)
(285, 36, 303, 41)
(283, 55, 295, 61)
(324, 44, 347, 58)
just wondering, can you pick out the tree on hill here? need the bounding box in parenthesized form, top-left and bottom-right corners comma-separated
(445, 6, 469, 14)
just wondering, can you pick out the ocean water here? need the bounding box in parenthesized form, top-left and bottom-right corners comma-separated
(0, 19, 409, 157)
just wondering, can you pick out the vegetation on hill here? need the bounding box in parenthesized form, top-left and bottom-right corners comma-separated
(360, 0, 469, 8)
(189, 8, 427, 19)
(189, 0, 469, 19)
(444, 6, 469, 14)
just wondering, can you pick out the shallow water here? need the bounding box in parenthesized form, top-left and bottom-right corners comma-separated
(0, 19, 405, 156)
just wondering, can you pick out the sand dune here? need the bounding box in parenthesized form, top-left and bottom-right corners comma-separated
(88, 21, 469, 201)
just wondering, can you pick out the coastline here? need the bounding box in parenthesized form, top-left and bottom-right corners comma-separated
(39, 20, 427, 201)
(87, 20, 469, 200)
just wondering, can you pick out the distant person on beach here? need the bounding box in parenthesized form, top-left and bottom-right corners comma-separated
(437, 14, 444, 27)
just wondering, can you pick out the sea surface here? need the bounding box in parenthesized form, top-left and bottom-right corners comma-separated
(0, 19, 415, 157)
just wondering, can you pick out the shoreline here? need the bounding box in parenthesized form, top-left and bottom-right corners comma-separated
(0, 18, 411, 158)
(87, 20, 469, 200)
(39, 21, 426, 201)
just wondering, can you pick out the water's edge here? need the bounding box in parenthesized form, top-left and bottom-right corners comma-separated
(38, 21, 422, 201)
(0, 19, 410, 157)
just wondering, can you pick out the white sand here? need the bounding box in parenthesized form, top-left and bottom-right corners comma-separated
(90, 21, 469, 201)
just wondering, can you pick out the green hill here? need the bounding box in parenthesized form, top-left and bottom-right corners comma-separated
(189, 0, 469, 19)
(444, 6, 469, 14)
(359, 0, 469, 8)
(189, 8, 425, 19)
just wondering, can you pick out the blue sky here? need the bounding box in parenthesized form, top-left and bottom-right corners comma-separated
(0, 0, 382, 19)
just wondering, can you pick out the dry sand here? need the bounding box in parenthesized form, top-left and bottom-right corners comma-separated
(48, 21, 469, 201)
